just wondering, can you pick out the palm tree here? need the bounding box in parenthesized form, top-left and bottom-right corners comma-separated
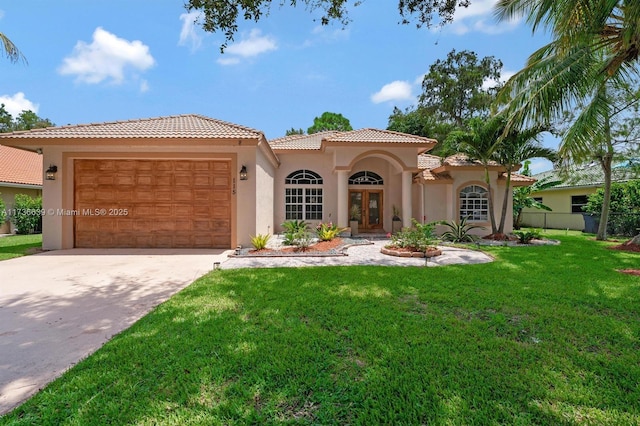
(512, 161, 562, 230)
(495, 0, 640, 240)
(493, 119, 556, 234)
(446, 117, 504, 234)
(0, 32, 26, 63)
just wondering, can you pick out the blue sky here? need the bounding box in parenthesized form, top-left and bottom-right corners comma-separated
(1, 0, 555, 172)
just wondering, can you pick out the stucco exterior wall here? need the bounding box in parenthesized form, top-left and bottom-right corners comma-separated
(422, 170, 515, 235)
(0, 185, 42, 234)
(521, 187, 598, 230)
(251, 146, 275, 245)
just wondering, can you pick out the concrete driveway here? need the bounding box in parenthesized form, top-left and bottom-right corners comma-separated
(0, 248, 230, 415)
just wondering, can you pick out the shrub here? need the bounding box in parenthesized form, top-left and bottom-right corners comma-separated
(282, 220, 308, 245)
(439, 217, 485, 242)
(584, 180, 640, 236)
(315, 222, 346, 241)
(250, 234, 271, 250)
(389, 219, 436, 252)
(0, 195, 6, 224)
(11, 194, 42, 234)
(513, 229, 542, 244)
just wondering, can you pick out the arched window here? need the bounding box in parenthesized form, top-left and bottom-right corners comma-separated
(285, 170, 323, 220)
(460, 185, 488, 222)
(348, 171, 384, 185)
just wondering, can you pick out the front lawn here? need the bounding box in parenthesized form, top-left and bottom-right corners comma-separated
(0, 234, 42, 261)
(2, 231, 639, 424)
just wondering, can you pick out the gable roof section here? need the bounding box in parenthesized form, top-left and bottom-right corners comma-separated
(324, 128, 437, 147)
(0, 145, 42, 186)
(534, 161, 639, 189)
(0, 114, 263, 140)
(268, 131, 340, 151)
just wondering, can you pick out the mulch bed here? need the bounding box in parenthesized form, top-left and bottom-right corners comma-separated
(609, 239, 640, 276)
(251, 238, 344, 255)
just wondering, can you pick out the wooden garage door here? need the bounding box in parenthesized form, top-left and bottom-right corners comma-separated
(74, 159, 231, 248)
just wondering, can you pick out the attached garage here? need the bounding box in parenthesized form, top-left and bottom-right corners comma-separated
(74, 159, 232, 248)
(0, 115, 279, 251)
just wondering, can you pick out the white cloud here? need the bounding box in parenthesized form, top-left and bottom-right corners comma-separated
(0, 92, 38, 116)
(445, 0, 521, 35)
(482, 70, 516, 90)
(0, 10, 5, 20)
(178, 11, 204, 51)
(139, 80, 150, 93)
(217, 29, 277, 65)
(59, 27, 155, 84)
(371, 80, 414, 104)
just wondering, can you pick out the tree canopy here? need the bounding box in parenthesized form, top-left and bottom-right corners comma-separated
(307, 112, 352, 134)
(420, 49, 502, 128)
(0, 105, 54, 132)
(185, 0, 471, 48)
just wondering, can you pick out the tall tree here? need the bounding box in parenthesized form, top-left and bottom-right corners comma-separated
(446, 117, 504, 234)
(512, 161, 562, 230)
(0, 105, 54, 133)
(0, 32, 26, 63)
(492, 118, 556, 234)
(285, 127, 305, 136)
(14, 110, 54, 131)
(419, 49, 503, 129)
(496, 0, 640, 240)
(307, 112, 352, 134)
(186, 0, 471, 48)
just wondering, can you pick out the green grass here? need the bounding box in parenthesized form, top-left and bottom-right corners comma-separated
(0, 234, 42, 261)
(2, 231, 639, 424)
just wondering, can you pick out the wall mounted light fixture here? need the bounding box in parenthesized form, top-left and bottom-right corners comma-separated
(239, 165, 248, 180)
(45, 164, 58, 180)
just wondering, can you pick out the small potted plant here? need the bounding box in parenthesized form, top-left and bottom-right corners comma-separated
(392, 205, 402, 234)
(350, 204, 361, 235)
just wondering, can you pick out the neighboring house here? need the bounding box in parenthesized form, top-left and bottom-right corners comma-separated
(0, 114, 532, 250)
(521, 161, 639, 230)
(0, 145, 43, 234)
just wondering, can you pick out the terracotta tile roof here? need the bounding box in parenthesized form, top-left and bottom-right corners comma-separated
(420, 170, 454, 182)
(0, 145, 42, 186)
(324, 128, 437, 145)
(417, 154, 442, 170)
(0, 114, 263, 140)
(441, 153, 501, 167)
(268, 131, 340, 150)
(502, 173, 536, 187)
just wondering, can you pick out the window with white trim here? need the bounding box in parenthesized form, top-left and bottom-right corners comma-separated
(460, 185, 488, 221)
(285, 170, 323, 220)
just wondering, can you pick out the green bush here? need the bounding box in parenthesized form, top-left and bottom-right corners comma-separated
(11, 194, 42, 234)
(282, 220, 311, 246)
(250, 234, 271, 250)
(513, 229, 542, 244)
(0, 194, 6, 224)
(584, 181, 640, 236)
(390, 219, 437, 252)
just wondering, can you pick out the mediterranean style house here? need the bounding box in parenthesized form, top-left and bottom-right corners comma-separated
(0, 114, 533, 250)
(0, 145, 43, 234)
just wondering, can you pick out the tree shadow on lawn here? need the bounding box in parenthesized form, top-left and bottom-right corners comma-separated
(4, 263, 640, 424)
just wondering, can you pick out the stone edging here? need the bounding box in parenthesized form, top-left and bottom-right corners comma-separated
(380, 247, 442, 258)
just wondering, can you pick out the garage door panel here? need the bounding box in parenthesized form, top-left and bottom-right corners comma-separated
(75, 159, 232, 248)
